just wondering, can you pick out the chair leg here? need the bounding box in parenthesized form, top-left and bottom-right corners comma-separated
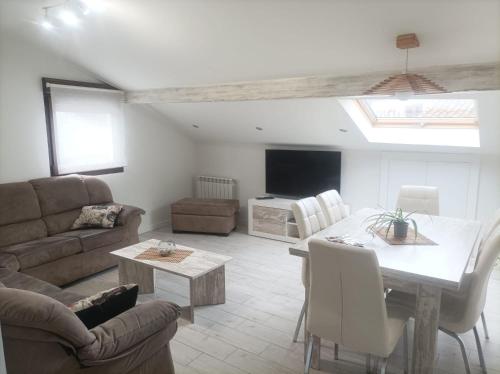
(373, 357, 380, 373)
(334, 343, 339, 360)
(366, 354, 372, 373)
(481, 311, 490, 340)
(379, 358, 388, 374)
(440, 328, 472, 374)
(293, 301, 306, 342)
(304, 335, 313, 374)
(403, 323, 409, 374)
(473, 326, 488, 374)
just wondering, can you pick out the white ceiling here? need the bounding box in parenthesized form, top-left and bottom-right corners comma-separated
(1, 0, 500, 152)
(2, 0, 499, 89)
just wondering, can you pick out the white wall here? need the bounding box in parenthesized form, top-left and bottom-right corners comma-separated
(0, 33, 196, 232)
(196, 142, 500, 225)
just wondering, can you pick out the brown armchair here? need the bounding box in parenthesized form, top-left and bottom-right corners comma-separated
(0, 285, 179, 374)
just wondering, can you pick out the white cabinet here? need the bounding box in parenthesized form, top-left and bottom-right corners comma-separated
(248, 198, 299, 243)
(379, 152, 480, 219)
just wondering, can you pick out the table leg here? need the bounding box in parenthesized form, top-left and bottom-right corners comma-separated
(412, 284, 442, 374)
(188, 265, 226, 323)
(118, 259, 154, 294)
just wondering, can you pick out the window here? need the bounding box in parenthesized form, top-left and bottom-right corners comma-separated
(43, 78, 126, 176)
(358, 99, 478, 128)
(338, 96, 480, 148)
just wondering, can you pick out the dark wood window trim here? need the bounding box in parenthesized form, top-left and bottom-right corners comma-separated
(42, 78, 125, 176)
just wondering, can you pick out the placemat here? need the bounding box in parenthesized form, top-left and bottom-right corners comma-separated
(134, 248, 194, 263)
(376, 227, 437, 246)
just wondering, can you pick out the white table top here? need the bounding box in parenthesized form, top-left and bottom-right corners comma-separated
(289, 208, 482, 290)
(111, 239, 232, 279)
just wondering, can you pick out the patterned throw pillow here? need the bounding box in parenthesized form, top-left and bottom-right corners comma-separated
(68, 284, 139, 329)
(71, 205, 123, 229)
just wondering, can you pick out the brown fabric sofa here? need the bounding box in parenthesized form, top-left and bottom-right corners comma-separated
(171, 198, 239, 235)
(0, 175, 145, 286)
(0, 271, 179, 374)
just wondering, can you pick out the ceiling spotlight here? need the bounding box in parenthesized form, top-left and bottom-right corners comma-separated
(41, 8, 54, 30)
(42, 20, 54, 29)
(80, 0, 107, 14)
(192, 124, 199, 128)
(256, 126, 263, 131)
(58, 9, 80, 27)
(339, 128, 348, 133)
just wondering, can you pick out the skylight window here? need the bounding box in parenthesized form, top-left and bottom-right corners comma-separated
(358, 99, 478, 128)
(339, 96, 480, 148)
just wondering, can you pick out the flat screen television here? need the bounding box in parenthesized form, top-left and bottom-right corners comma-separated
(265, 149, 341, 198)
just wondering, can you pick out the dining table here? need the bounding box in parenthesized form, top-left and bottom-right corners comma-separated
(289, 207, 482, 374)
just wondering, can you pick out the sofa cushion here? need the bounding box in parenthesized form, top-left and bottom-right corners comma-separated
(171, 198, 239, 217)
(83, 176, 114, 205)
(0, 286, 94, 348)
(3, 236, 82, 270)
(0, 182, 41, 226)
(56, 227, 125, 252)
(0, 268, 82, 305)
(0, 219, 47, 248)
(43, 209, 82, 235)
(30, 175, 89, 216)
(0, 253, 20, 272)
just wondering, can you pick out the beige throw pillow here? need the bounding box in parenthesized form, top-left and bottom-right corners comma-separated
(71, 205, 123, 229)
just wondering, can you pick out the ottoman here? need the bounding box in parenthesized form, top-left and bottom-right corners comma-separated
(171, 198, 239, 235)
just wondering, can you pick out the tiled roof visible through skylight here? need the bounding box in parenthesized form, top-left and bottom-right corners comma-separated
(339, 97, 480, 148)
(358, 99, 478, 128)
(363, 99, 477, 119)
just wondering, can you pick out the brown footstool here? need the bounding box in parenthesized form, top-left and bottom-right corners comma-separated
(171, 198, 239, 235)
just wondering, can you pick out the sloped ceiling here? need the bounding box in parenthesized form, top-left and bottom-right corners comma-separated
(1, 0, 500, 152)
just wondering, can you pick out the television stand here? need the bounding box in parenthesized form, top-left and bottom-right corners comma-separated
(248, 198, 299, 243)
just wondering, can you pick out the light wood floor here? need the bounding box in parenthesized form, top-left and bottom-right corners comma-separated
(66, 226, 500, 374)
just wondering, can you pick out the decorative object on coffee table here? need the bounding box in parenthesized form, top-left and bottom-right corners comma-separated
(111, 239, 232, 323)
(157, 240, 177, 256)
(365, 208, 418, 240)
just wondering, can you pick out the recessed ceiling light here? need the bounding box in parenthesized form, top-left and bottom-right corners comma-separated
(339, 128, 348, 133)
(192, 124, 199, 128)
(256, 126, 263, 131)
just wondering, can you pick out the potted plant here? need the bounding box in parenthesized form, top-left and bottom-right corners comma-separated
(365, 208, 418, 240)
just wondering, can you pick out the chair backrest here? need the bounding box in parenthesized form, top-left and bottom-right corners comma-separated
(306, 239, 389, 355)
(462, 226, 500, 331)
(316, 189, 349, 225)
(291, 197, 328, 240)
(396, 185, 439, 215)
(480, 208, 500, 252)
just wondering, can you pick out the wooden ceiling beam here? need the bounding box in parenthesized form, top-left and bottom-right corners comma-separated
(125, 62, 500, 104)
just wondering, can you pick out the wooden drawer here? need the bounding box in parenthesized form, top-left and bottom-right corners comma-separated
(252, 206, 290, 236)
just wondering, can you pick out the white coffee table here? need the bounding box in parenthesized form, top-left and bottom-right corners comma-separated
(111, 239, 232, 323)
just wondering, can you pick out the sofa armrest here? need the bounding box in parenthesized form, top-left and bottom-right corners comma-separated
(77, 300, 180, 363)
(115, 204, 145, 226)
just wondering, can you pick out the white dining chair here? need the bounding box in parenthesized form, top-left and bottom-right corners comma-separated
(305, 239, 410, 374)
(396, 185, 439, 215)
(474, 207, 500, 340)
(291, 197, 328, 343)
(388, 226, 500, 374)
(316, 189, 349, 225)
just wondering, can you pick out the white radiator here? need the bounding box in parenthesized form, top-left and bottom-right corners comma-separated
(195, 176, 237, 199)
